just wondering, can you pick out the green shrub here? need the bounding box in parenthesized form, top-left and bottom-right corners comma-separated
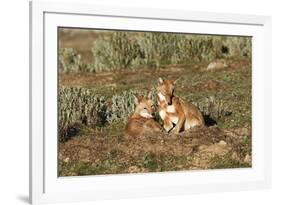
(58, 86, 232, 141)
(107, 90, 147, 123)
(137, 33, 217, 64)
(58, 87, 156, 141)
(91, 32, 141, 72)
(224, 37, 251, 58)
(59, 32, 251, 73)
(195, 96, 231, 120)
(135, 33, 179, 67)
(59, 48, 87, 73)
(59, 87, 108, 141)
(91, 33, 251, 71)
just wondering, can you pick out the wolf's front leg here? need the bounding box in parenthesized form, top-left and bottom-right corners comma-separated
(171, 114, 185, 134)
(163, 118, 174, 133)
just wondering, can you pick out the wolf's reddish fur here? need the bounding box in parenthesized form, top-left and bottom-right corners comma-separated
(157, 78, 205, 133)
(124, 95, 163, 137)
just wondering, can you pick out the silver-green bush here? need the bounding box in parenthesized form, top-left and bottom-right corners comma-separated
(91, 32, 141, 72)
(59, 86, 233, 141)
(58, 87, 156, 140)
(108, 89, 157, 123)
(59, 87, 108, 141)
(59, 48, 86, 73)
(90, 32, 251, 71)
(59, 33, 251, 73)
(195, 96, 231, 119)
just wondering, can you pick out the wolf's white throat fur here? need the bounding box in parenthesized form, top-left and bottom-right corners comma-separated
(167, 105, 176, 113)
(158, 93, 166, 103)
(140, 111, 153, 118)
(159, 110, 166, 120)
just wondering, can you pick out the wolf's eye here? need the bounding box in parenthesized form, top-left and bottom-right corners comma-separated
(144, 107, 147, 110)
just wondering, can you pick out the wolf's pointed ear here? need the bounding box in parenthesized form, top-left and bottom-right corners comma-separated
(147, 91, 153, 99)
(158, 77, 164, 85)
(134, 95, 143, 104)
(133, 95, 139, 105)
(173, 78, 179, 85)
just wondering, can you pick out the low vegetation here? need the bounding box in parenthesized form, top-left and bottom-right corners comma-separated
(59, 31, 251, 73)
(58, 29, 252, 175)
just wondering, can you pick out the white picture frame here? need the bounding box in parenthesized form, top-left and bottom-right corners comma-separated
(29, 1, 272, 204)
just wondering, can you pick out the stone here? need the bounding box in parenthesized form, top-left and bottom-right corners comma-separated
(218, 140, 227, 146)
(244, 154, 252, 164)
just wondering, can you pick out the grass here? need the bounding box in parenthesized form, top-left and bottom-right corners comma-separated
(210, 153, 250, 169)
(59, 154, 192, 176)
(58, 29, 252, 176)
(58, 60, 252, 176)
(59, 126, 251, 176)
(59, 59, 251, 131)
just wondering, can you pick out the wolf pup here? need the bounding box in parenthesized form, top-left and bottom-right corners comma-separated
(124, 93, 163, 137)
(157, 78, 205, 133)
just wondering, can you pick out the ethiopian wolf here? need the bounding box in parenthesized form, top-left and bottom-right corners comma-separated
(124, 94, 163, 137)
(156, 78, 205, 133)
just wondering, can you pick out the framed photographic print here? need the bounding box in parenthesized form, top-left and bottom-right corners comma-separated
(29, 1, 272, 204)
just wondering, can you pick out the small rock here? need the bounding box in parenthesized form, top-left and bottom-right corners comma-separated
(231, 152, 239, 161)
(128, 166, 141, 173)
(218, 140, 227, 146)
(206, 59, 228, 71)
(189, 166, 200, 170)
(63, 157, 70, 163)
(59, 153, 63, 160)
(198, 145, 208, 151)
(244, 154, 252, 164)
(176, 165, 184, 169)
(186, 156, 192, 161)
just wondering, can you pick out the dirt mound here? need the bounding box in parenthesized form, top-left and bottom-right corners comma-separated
(59, 127, 251, 176)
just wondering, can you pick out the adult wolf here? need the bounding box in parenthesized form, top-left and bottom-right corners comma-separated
(156, 78, 205, 133)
